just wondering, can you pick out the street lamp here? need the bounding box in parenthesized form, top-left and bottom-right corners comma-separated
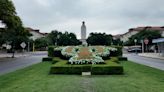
(134, 39, 137, 54)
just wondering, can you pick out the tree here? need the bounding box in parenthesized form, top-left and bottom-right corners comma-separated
(0, 0, 31, 57)
(113, 38, 123, 46)
(125, 30, 161, 46)
(48, 30, 81, 46)
(34, 37, 50, 50)
(47, 30, 62, 45)
(87, 32, 113, 45)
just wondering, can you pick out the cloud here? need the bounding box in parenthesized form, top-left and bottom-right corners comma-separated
(12, 0, 164, 38)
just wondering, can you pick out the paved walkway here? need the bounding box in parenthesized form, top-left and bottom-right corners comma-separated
(124, 54, 164, 71)
(0, 51, 47, 75)
(138, 53, 164, 60)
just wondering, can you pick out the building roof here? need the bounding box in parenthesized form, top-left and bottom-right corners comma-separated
(26, 27, 48, 36)
(120, 26, 164, 37)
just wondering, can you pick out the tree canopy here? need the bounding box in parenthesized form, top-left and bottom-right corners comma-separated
(125, 30, 161, 45)
(87, 32, 113, 45)
(47, 30, 81, 46)
(0, 0, 31, 50)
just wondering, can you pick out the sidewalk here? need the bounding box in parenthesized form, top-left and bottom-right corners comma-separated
(0, 51, 47, 58)
(0, 53, 30, 58)
(138, 53, 164, 60)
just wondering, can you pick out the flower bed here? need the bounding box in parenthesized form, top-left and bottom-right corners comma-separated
(68, 47, 104, 64)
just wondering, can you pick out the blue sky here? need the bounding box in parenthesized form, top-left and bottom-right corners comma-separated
(11, 0, 164, 38)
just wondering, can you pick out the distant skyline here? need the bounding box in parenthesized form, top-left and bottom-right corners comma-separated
(11, 0, 164, 38)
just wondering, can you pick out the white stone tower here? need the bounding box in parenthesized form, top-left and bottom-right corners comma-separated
(81, 21, 87, 45)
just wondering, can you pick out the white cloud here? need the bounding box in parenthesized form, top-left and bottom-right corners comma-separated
(12, 0, 164, 39)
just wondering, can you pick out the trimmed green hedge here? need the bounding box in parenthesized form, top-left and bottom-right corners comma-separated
(91, 66, 123, 74)
(50, 65, 91, 74)
(42, 57, 53, 62)
(50, 57, 123, 75)
(118, 57, 128, 61)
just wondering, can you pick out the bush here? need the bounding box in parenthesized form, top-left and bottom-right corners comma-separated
(110, 46, 122, 56)
(91, 66, 123, 75)
(118, 57, 128, 61)
(50, 62, 91, 74)
(48, 46, 56, 57)
(52, 60, 58, 64)
(50, 57, 123, 75)
(42, 57, 53, 62)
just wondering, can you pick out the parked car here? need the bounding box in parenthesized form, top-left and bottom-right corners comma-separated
(127, 48, 142, 53)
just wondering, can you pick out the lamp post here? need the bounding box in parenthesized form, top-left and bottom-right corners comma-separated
(134, 39, 137, 54)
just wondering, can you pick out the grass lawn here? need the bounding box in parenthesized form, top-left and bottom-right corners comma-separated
(0, 61, 164, 92)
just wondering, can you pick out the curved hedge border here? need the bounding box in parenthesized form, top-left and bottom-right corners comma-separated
(50, 57, 123, 75)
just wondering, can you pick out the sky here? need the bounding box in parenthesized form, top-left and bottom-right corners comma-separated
(10, 0, 164, 39)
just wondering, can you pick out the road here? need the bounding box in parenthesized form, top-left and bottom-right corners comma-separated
(124, 53, 164, 71)
(0, 52, 47, 75)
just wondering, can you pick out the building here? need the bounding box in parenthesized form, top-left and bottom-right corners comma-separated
(120, 26, 164, 43)
(153, 38, 164, 57)
(26, 27, 47, 41)
(113, 34, 122, 40)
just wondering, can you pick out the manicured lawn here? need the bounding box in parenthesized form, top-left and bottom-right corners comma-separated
(0, 61, 164, 92)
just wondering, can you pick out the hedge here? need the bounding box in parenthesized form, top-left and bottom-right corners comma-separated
(91, 66, 123, 75)
(48, 46, 56, 57)
(50, 58, 124, 75)
(42, 57, 53, 62)
(118, 57, 128, 61)
(50, 65, 91, 74)
(109, 46, 123, 57)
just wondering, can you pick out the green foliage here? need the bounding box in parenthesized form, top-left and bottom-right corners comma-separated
(125, 30, 161, 46)
(42, 57, 53, 62)
(50, 57, 123, 74)
(0, 0, 30, 50)
(48, 46, 56, 57)
(118, 56, 128, 61)
(106, 57, 120, 64)
(35, 37, 50, 50)
(48, 30, 81, 46)
(87, 32, 113, 45)
(91, 66, 123, 75)
(112, 38, 123, 46)
(110, 46, 123, 56)
(0, 61, 164, 92)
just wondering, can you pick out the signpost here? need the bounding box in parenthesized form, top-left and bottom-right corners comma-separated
(134, 39, 137, 54)
(144, 38, 149, 52)
(20, 42, 26, 52)
(141, 40, 144, 53)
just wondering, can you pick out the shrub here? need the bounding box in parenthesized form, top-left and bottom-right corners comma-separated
(42, 57, 53, 62)
(118, 57, 128, 61)
(50, 57, 123, 75)
(50, 61, 91, 74)
(91, 66, 123, 75)
(109, 57, 120, 64)
(109, 46, 122, 56)
(48, 46, 56, 57)
(52, 60, 58, 64)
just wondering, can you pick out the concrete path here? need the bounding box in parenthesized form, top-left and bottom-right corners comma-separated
(124, 53, 164, 71)
(0, 51, 47, 75)
(138, 53, 164, 60)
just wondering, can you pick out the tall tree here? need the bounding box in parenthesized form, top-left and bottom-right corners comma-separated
(87, 32, 113, 45)
(48, 30, 81, 46)
(125, 30, 161, 46)
(0, 0, 31, 57)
